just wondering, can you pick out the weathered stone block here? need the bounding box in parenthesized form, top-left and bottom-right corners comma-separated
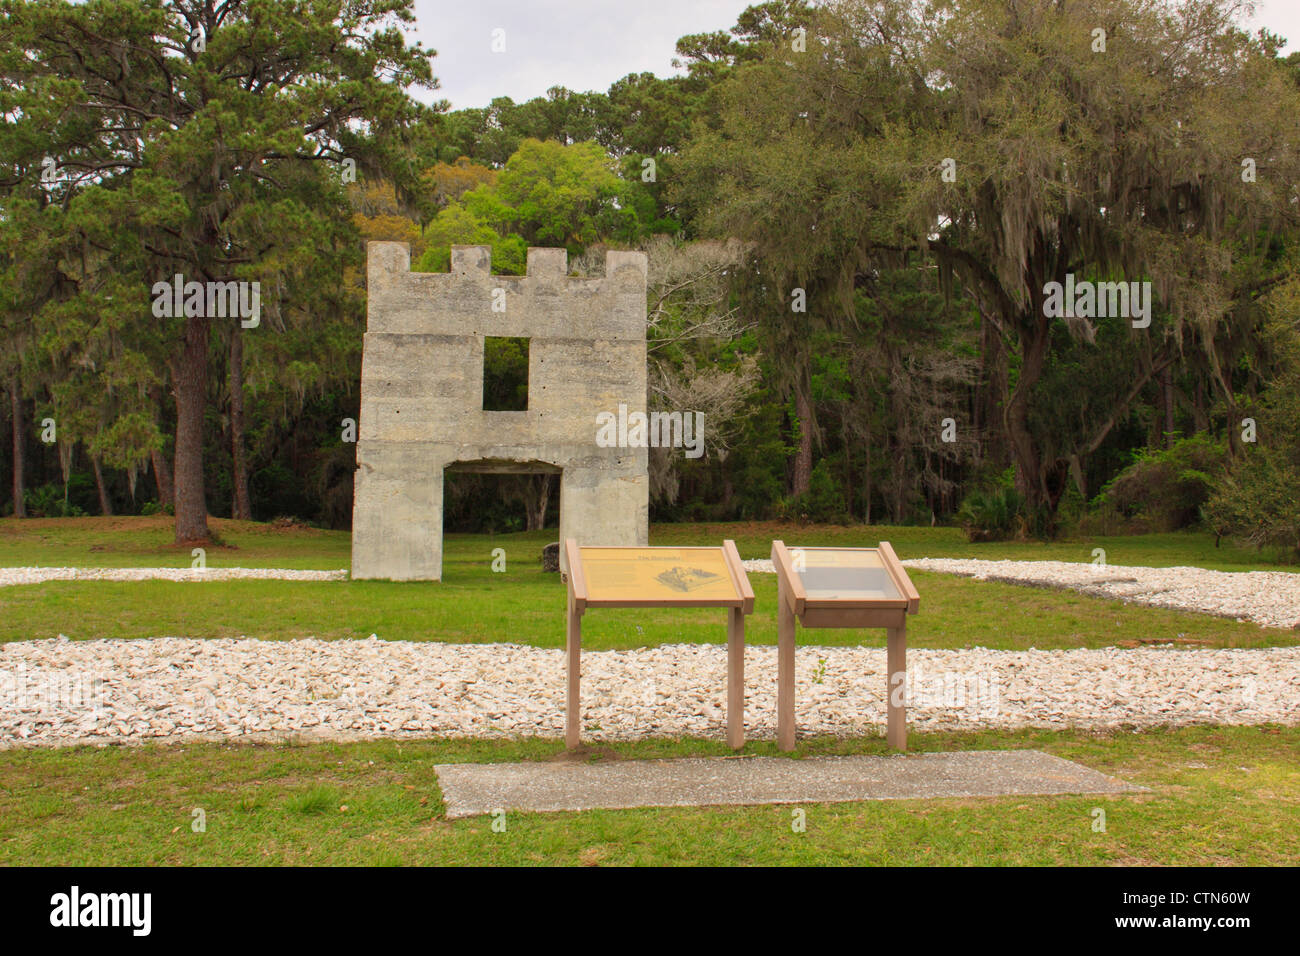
(351, 243, 650, 580)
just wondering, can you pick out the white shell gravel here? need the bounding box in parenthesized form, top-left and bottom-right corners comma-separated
(0, 566, 347, 585)
(1, 637, 1296, 749)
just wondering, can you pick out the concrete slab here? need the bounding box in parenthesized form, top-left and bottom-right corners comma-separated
(434, 750, 1146, 818)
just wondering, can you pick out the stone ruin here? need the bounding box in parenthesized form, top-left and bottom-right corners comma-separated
(351, 241, 649, 580)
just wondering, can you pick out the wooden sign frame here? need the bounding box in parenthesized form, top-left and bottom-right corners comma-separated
(771, 540, 920, 752)
(564, 539, 755, 750)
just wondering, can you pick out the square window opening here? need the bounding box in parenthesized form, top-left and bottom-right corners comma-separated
(483, 336, 530, 411)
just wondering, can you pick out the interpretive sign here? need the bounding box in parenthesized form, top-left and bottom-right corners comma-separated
(564, 540, 755, 749)
(576, 546, 740, 603)
(771, 541, 920, 751)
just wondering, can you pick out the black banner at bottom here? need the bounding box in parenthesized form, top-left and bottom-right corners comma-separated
(0, 865, 1286, 943)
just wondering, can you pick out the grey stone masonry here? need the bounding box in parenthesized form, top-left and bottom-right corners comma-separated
(351, 242, 649, 580)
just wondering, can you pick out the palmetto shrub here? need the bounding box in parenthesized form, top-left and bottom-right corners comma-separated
(957, 484, 1026, 542)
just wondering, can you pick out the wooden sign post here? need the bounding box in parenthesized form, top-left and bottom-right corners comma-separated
(770, 540, 920, 752)
(563, 539, 755, 750)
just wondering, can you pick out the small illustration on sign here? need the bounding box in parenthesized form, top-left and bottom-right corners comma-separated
(655, 566, 721, 593)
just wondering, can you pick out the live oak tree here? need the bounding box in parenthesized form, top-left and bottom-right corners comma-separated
(630, 235, 758, 506)
(679, 0, 1300, 519)
(910, 0, 1300, 517)
(675, 0, 931, 498)
(0, 0, 436, 541)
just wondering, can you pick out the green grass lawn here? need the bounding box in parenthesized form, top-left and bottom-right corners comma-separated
(0, 516, 350, 570)
(653, 520, 1294, 572)
(2, 570, 1287, 650)
(1, 726, 1295, 866)
(0, 515, 1289, 571)
(1, 517, 1295, 867)
(0, 517, 1292, 649)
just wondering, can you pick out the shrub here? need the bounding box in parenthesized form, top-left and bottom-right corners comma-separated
(1096, 433, 1227, 532)
(1204, 369, 1300, 557)
(957, 481, 1026, 542)
(785, 460, 850, 524)
(1205, 455, 1300, 556)
(23, 483, 87, 518)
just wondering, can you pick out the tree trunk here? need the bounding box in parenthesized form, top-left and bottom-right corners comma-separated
(10, 370, 25, 518)
(978, 311, 1009, 468)
(151, 447, 173, 509)
(862, 424, 872, 525)
(792, 383, 813, 497)
(1005, 313, 1051, 513)
(1207, 347, 1242, 457)
(91, 455, 113, 516)
(172, 316, 211, 544)
(1068, 453, 1087, 500)
(891, 442, 906, 524)
(841, 417, 852, 519)
(148, 383, 174, 508)
(1162, 366, 1175, 448)
(1192, 379, 1209, 432)
(524, 474, 553, 531)
(229, 328, 252, 521)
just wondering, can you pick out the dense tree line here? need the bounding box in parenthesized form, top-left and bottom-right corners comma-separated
(3, 0, 1300, 557)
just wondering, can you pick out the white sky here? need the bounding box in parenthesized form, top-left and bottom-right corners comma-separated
(410, 0, 1300, 110)
(1247, 0, 1300, 50)
(410, 0, 764, 108)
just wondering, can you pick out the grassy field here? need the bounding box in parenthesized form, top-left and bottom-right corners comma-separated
(1, 517, 1295, 866)
(0, 517, 1293, 649)
(0, 515, 1288, 571)
(1, 726, 1295, 866)
(0, 516, 350, 570)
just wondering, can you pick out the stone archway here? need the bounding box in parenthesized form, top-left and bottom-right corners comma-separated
(444, 458, 560, 534)
(351, 242, 649, 580)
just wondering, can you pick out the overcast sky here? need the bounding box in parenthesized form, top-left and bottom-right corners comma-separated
(410, 0, 1300, 110)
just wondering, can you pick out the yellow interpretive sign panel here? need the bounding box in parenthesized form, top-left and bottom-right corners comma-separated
(578, 546, 742, 606)
(563, 540, 754, 751)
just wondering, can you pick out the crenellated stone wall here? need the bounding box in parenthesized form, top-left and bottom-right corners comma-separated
(351, 242, 649, 580)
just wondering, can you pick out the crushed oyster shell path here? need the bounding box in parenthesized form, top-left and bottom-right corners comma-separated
(1, 559, 1296, 748)
(2, 638, 1297, 748)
